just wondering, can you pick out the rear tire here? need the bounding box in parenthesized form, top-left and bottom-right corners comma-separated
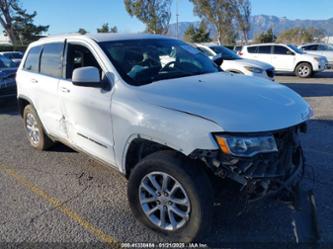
(23, 105, 54, 150)
(127, 151, 214, 242)
(295, 63, 313, 78)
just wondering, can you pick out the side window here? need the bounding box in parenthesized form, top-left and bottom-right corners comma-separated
(318, 45, 327, 51)
(303, 45, 318, 51)
(247, 46, 258, 53)
(40, 43, 64, 78)
(65, 44, 102, 80)
(258, 46, 272, 54)
(273, 46, 292, 55)
(24, 46, 42, 73)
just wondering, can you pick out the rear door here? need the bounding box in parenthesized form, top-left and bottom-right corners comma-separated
(243, 46, 258, 60)
(256, 45, 273, 65)
(271, 45, 296, 71)
(20, 42, 65, 138)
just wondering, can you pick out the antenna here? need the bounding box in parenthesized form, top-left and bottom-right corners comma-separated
(176, 0, 179, 39)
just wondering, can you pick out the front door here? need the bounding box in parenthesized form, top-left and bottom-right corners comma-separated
(271, 45, 296, 71)
(58, 42, 115, 165)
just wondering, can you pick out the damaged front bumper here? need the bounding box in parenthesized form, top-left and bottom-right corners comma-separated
(191, 124, 306, 201)
(191, 123, 320, 243)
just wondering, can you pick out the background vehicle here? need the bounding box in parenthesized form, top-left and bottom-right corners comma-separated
(0, 54, 18, 101)
(233, 45, 243, 54)
(16, 34, 312, 242)
(240, 43, 328, 78)
(0, 51, 23, 66)
(195, 43, 275, 80)
(298, 43, 333, 68)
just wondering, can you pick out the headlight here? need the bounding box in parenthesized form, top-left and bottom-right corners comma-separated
(214, 134, 278, 157)
(244, 66, 263, 73)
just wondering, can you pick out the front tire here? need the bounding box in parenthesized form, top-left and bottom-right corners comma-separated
(295, 62, 313, 78)
(127, 151, 214, 242)
(23, 105, 54, 150)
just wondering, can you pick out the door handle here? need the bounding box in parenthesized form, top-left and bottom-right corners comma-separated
(60, 87, 70, 93)
(31, 79, 38, 83)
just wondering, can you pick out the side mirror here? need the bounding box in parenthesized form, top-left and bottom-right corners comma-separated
(213, 54, 224, 66)
(72, 66, 101, 87)
(286, 50, 294, 55)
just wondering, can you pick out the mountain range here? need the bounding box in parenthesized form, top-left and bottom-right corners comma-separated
(168, 15, 333, 40)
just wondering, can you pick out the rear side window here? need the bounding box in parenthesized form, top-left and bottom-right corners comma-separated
(318, 45, 328, 51)
(40, 43, 64, 78)
(247, 46, 258, 53)
(24, 46, 42, 72)
(258, 46, 272, 54)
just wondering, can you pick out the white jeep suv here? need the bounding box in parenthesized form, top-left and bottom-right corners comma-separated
(16, 34, 313, 242)
(240, 43, 328, 78)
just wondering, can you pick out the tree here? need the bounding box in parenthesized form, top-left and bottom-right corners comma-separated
(97, 23, 118, 33)
(184, 24, 196, 42)
(184, 21, 212, 43)
(124, 0, 172, 34)
(78, 28, 87, 35)
(277, 27, 325, 44)
(189, 0, 237, 45)
(232, 0, 251, 44)
(254, 28, 276, 43)
(0, 0, 49, 45)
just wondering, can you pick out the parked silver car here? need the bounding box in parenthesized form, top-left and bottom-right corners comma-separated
(299, 43, 333, 68)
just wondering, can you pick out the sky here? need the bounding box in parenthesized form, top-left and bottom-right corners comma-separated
(20, 0, 333, 35)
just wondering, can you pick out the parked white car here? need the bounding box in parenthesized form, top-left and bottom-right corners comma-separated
(240, 43, 328, 78)
(16, 34, 312, 241)
(298, 43, 333, 68)
(195, 43, 275, 80)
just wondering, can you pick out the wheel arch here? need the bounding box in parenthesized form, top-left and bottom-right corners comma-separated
(123, 137, 181, 178)
(294, 61, 313, 72)
(17, 95, 34, 117)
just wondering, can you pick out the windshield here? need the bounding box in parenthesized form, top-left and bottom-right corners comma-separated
(99, 39, 220, 86)
(0, 55, 16, 68)
(209, 46, 240, 60)
(288, 44, 304, 54)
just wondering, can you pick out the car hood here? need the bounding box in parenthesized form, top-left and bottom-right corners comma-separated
(137, 72, 312, 133)
(299, 53, 326, 60)
(234, 58, 273, 69)
(304, 51, 333, 60)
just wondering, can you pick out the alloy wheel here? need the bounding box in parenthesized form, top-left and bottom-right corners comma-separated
(139, 171, 191, 231)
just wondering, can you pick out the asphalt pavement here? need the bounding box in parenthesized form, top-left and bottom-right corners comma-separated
(0, 72, 332, 249)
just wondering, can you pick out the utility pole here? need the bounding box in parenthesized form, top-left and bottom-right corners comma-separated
(176, 0, 179, 39)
